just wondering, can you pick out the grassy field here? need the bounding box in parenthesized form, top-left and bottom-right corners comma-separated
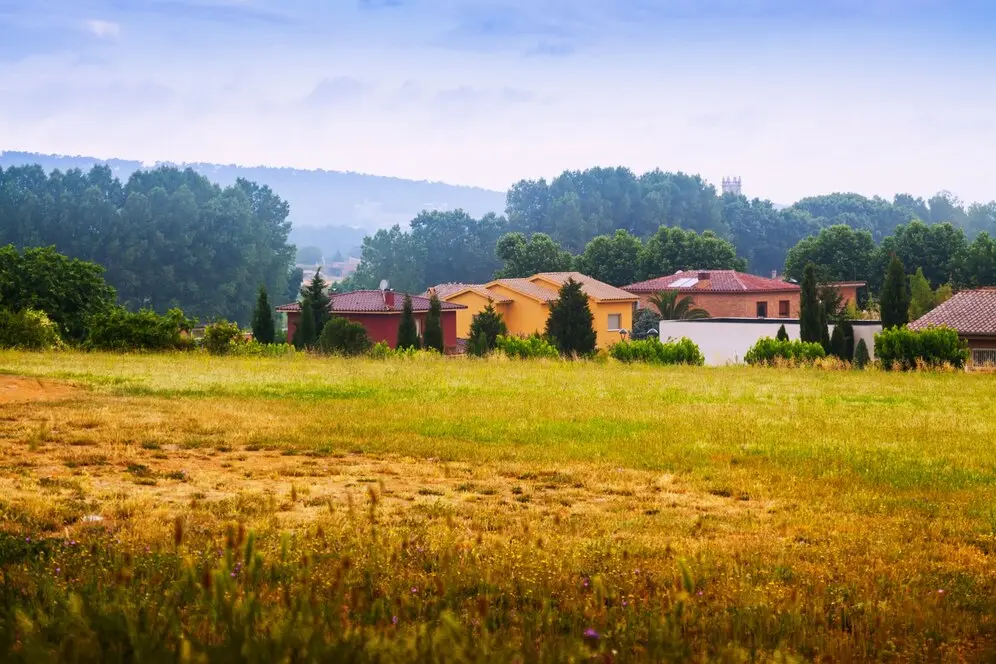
(1, 351, 995, 661)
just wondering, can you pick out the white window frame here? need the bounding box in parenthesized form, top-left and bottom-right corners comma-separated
(607, 313, 622, 331)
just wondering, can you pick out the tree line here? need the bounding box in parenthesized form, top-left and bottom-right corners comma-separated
(0, 164, 296, 324)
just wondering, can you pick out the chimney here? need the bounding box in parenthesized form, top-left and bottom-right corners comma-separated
(771, 270, 778, 280)
(383, 289, 395, 308)
(697, 271, 710, 281)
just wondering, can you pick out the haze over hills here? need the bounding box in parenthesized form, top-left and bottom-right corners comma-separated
(0, 151, 507, 256)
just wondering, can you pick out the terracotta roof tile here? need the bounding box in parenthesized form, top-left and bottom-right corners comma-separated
(624, 270, 800, 294)
(908, 289, 996, 335)
(490, 278, 560, 302)
(424, 283, 513, 304)
(531, 272, 639, 302)
(276, 290, 465, 314)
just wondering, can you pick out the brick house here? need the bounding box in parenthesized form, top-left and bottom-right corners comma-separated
(277, 290, 465, 351)
(623, 270, 802, 319)
(909, 288, 996, 366)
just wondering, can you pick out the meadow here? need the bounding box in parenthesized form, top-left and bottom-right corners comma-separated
(1, 350, 995, 662)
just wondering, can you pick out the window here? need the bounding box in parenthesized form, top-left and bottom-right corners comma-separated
(756, 302, 768, 318)
(608, 313, 622, 330)
(779, 300, 790, 317)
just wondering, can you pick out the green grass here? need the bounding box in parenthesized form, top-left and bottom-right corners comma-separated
(0, 350, 995, 661)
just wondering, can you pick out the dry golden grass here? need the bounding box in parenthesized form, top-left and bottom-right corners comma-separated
(1, 351, 995, 660)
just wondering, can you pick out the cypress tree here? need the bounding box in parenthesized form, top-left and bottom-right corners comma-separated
(830, 323, 846, 359)
(468, 301, 508, 352)
(467, 329, 489, 357)
(840, 318, 855, 360)
(799, 263, 822, 343)
(251, 284, 276, 344)
(545, 278, 597, 357)
(819, 305, 831, 353)
(423, 293, 444, 352)
(776, 324, 789, 342)
(397, 294, 421, 350)
(880, 255, 910, 329)
(854, 338, 870, 369)
(300, 269, 331, 337)
(293, 296, 316, 349)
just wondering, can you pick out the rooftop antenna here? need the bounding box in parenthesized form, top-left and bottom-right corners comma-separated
(379, 279, 389, 291)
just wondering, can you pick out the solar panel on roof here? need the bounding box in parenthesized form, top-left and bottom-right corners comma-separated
(672, 277, 698, 288)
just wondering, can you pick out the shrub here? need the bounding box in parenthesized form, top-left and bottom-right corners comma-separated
(86, 307, 193, 351)
(854, 338, 870, 369)
(0, 308, 62, 350)
(545, 278, 596, 357)
(467, 329, 489, 358)
(423, 293, 444, 352)
(367, 341, 392, 359)
(744, 337, 827, 366)
(874, 325, 968, 370)
(775, 324, 789, 342)
(495, 334, 560, 360)
(251, 285, 276, 344)
(397, 295, 421, 351)
(317, 317, 372, 356)
(468, 302, 507, 354)
(226, 340, 296, 357)
(203, 320, 243, 355)
(608, 337, 704, 366)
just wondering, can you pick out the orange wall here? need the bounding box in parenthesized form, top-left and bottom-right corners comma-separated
(486, 283, 550, 337)
(444, 291, 510, 339)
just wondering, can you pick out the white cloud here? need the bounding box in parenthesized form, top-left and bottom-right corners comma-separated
(85, 19, 121, 39)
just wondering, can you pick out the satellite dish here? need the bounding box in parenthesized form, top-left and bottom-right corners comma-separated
(379, 279, 389, 291)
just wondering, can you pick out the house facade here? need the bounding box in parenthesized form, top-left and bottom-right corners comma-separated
(427, 272, 638, 349)
(624, 270, 802, 318)
(909, 288, 996, 366)
(277, 290, 465, 351)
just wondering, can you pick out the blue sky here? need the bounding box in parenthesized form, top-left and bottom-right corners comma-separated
(1, 0, 995, 204)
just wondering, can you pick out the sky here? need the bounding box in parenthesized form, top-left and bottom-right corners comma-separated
(1, 0, 995, 204)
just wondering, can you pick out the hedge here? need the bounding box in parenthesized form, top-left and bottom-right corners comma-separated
(874, 326, 969, 370)
(744, 337, 827, 365)
(495, 334, 560, 360)
(609, 337, 704, 366)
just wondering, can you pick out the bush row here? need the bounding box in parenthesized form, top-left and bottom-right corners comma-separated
(744, 338, 827, 365)
(875, 325, 969, 370)
(494, 334, 561, 359)
(609, 337, 704, 366)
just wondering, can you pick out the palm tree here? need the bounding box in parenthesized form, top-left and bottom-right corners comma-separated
(648, 290, 710, 320)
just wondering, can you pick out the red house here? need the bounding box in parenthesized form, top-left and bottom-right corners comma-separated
(276, 290, 465, 350)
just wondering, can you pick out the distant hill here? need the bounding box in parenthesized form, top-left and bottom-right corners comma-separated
(0, 152, 507, 255)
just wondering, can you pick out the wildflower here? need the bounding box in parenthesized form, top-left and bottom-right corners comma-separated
(583, 628, 599, 640)
(55, 567, 60, 574)
(938, 589, 945, 595)
(583, 578, 590, 588)
(697, 591, 703, 596)
(231, 572, 237, 578)
(392, 616, 399, 625)
(411, 587, 418, 594)
(621, 600, 628, 607)
(25, 537, 30, 543)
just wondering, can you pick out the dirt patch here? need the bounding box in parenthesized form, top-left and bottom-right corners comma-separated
(0, 375, 76, 404)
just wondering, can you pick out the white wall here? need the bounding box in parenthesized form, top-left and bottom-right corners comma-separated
(658, 320, 881, 366)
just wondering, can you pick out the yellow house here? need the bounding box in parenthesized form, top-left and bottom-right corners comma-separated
(427, 272, 637, 349)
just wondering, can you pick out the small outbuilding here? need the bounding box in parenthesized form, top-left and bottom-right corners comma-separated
(909, 288, 996, 366)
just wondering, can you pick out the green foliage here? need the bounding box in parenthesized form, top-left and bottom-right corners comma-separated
(317, 317, 373, 356)
(961, 232, 996, 288)
(495, 334, 560, 359)
(648, 290, 710, 320)
(423, 294, 444, 352)
(818, 306, 831, 354)
(608, 337, 704, 365)
(775, 324, 789, 342)
(907, 268, 934, 321)
(292, 297, 317, 350)
(467, 302, 507, 353)
(86, 307, 193, 351)
(632, 308, 662, 339)
(467, 329, 489, 357)
(722, 195, 819, 275)
(744, 338, 827, 365)
(0, 308, 62, 350)
(396, 294, 421, 351)
(545, 278, 596, 357)
(296, 245, 324, 264)
(0, 166, 294, 324)
(203, 320, 243, 355)
(251, 285, 275, 345)
(785, 225, 878, 285)
(367, 341, 392, 359)
(880, 256, 910, 329)
(300, 270, 330, 337)
(829, 324, 846, 360)
(839, 319, 855, 361)
(876, 220, 967, 289)
(799, 264, 822, 344)
(874, 326, 969, 370)
(0, 244, 115, 341)
(575, 230, 643, 286)
(638, 227, 745, 280)
(790, 192, 914, 242)
(285, 267, 304, 302)
(854, 338, 871, 369)
(495, 232, 574, 278)
(224, 340, 295, 357)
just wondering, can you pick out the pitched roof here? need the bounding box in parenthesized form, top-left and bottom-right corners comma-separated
(531, 272, 639, 302)
(424, 283, 513, 304)
(908, 289, 996, 335)
(276, 291, 465, 314)
(623, 270, 800, 294)
(489, 278, 560, 302)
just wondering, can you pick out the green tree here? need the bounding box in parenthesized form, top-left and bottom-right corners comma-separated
(961, 232, 996, 287)
(251, 285, 275, 344)
(830, 323, 846, 359)
(776, 324, 789, 342)
(648, 290, 710, 320)
(423, 293, 444, 352)
(293, 296, 317, 349)
(396, 294, 421, 350)
(467, 301, 508, 354)
(876, 221, 967, 288)
(495, 232, 574, 278)
(854, 338, 870, 368)
(632, 308, 662, 339)
(638, 227, 745, 281)
(296, 246, 324, 264)
(799, 264, 822, 344)
(880, 255, 910, 329)
(467, 329, 489, 357)
(0, 244, 116, 342)
(575, 230, 643, 286)
(285, 267, 304, 302)
(317, 317, 372, 356)
(819, 306, 831, 354)
(545, 278, 596, 357)
(839, 319, 855, 361)
(907, 268, 936, 321)
(784, 225, 878, 284)
(300, 269, 331, 337)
